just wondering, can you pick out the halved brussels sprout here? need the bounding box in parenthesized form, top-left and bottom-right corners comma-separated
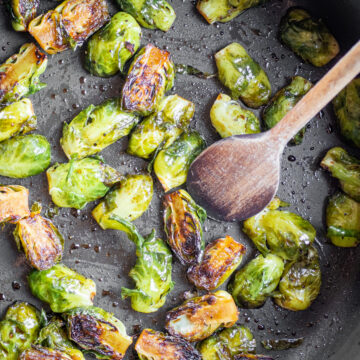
(262, 76, 312, 145)
(65, 306, 132, 360)
(210, 93, 260, 138)
(128, 95, 195, 159)
(243, 198, 316, 261)
(0, 134, 51, 178)
(92, 174, 153, 231)
(280, 8, 339, 67)
(320, 147, 360, 202)
(135, 329, 201, 360)
(154, 131, 206, 192)
(163, 189, 207, 265)
(273, 246, 321, 311)
(13, 205, 64, 270)
(0, 302, 41, 360)
(197, 0, 266, 24)
(188, 236, 245, 291)
(46, 157, 121, 209)
(228, 254, 284, 308)
(19, 346, 73, 360)
(0, 185, 30, 223)
(333, 79, 360, 148)
(197, 325, 256, 360)
(61, 99, 140, 159)
(165, 290, 239, 342)
(0, 43, 47, 104)
(121, 44, 175, 116)
(326, 192, 360, 247)
(85, 12, 141, 77)
(28, 264, 96, 313)
(215, 43, 271, 108)
(8, 0, 40, 31)
(116, 0, 176, 31)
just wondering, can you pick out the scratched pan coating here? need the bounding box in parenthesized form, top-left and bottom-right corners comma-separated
(0, 0, 360, 359)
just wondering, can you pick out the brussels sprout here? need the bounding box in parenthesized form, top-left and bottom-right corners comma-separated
(326, 192, 360, 247)
(65, 306, 132, 359)
(85, 12, 141, 77)
(215, 43, 271, 108)
(263, 76, 312, 145)
(28, 264, 96, 313)
(121, 44, 175, 116)
(154, 131, 206, 191)
(243, 198, 316, 261)
(163, 189, 207, 265)
(273, 246, 321, 311)
(210, 93, 260, 138)
(0, 185, 30, 223)
(28, 0, 110, 54)
(92, 174, 153, 231)
(116, 0, 176, 31)
(188, 236, 245, 291)
(320, 147, 360, 202)
(0, 134, 51, 178)
(197, 0, 266, 24)
(0, 302, 41, 360)
(234, 355, 273, 360)
(135, 329, 201, 360)
(128, 95, 195, 159)
(165, 290, 239, 342)
(333, 79, 360, 148)
(228, 254, 284, 308)
(8, 0, 39, 31)
(280, 8, 339, 67)
(46, 157, 121, 209)
(36, 318, 85, 360)
(19, 346, 73, 360)
(61, 99, 140, 159)
(0, 43, 47, 104)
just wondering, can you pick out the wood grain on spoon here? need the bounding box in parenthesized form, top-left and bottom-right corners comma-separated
(187, 41, 360, 222)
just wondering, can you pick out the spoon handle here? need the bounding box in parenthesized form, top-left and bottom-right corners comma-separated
(270, 40, 360, 145)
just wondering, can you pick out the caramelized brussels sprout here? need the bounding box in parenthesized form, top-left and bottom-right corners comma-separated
(135, 329, 201, 360)
(0, 185, 30, 223)
(109, 217, 173, 313)
(154, 131, 206, 191)
(243, 198, 316, 261)
(280, 8, 339, 67)
(0, 43, 47, 104)
(128, 95, 195, 159)
(66, 306, 132, 359)
(13, 205, 64, 270)
(8, 0, 39, 31)
(85, 12, 141, 77)
(215, 43, 271, 108)
(263, 76, 312, 145)
(163, 189, 207, 265)
(273, 246, 321, 311)
(19, 346, 73, 360)
(326, 192, 360, 247)
(61, 99, 140, 159)
(165, 290, 239, 342)
(210, 93, 260, 138)
(333, 78, 360, 148)
(0, 134, 51, 178)
(0, 302, 41, 360)
(92, 174, 153, 231)
(121, 44, 175, 116)
(320, 147, 360, 202)
(197, 325, 256, 360)
(188, 236, 245, 291)
(28, 264, 96, 312)
(116, 0, 176, 31)
(197, 0, 266, 24)
(228, 254, 284, 308)
(46, 157, 121, 209)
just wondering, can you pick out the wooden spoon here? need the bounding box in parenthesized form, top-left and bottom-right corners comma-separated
(187, 41, 360, 222)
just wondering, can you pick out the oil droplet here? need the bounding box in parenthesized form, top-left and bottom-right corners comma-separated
(288, 155, 296, 162)
(12, 281, 21, 290)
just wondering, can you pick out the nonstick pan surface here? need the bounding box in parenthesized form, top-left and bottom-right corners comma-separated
(0, 0, 360, 359)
